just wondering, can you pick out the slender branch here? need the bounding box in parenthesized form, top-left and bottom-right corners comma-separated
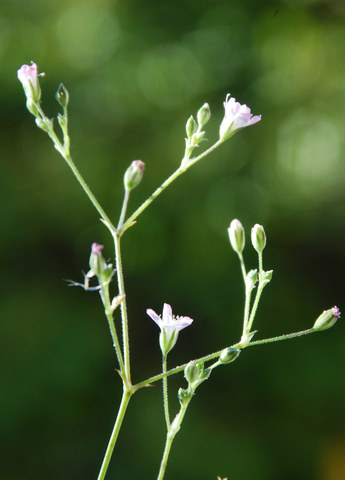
(120, 140, 223, 234)
(96, 389, 133, 480)
(156, 402, 189, 480)
(162, 355, 170, 430)
(99, 285, 125, 374)
(117, 188, 130, 231)
(113, 233, 131, 384)
(35, 105, 116, 232)
(134, 327, 317, 389)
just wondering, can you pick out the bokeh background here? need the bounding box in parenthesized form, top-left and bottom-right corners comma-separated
(1, 0, 345, 479)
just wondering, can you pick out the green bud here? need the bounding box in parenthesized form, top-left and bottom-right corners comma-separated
(186, 115, 198, 138)
(219, 347, 240, 364)
(178, 387, 192, 406)
(313, 306, 340, 331)
(56, 83, 69, 108)
(35, 117, 52, 133)
(197, 103, 211, 128)
(251, 224, 266, 253)
(184, 361, 204, 385)
(124, 160, 145, 191)
(228, 219, 245, 254)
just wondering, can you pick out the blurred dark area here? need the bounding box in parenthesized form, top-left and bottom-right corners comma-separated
(1, 0, 345, 479)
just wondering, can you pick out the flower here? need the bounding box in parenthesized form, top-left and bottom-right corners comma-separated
(17, 62, 42, 104)
(219, 94, 261, 141)
(147, 303, 193, 356)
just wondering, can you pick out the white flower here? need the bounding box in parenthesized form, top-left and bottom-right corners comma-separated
(147, 303, 193, 356)
(17, 62, 42, 103)
(219, 94, 261, 141)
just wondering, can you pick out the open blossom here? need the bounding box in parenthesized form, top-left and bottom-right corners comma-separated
(17, 62, 42, 103)
(147, 303, 193, 356)
(219, 94, 261, 141)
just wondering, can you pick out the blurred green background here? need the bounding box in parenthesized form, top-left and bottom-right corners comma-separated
(1, 0, 345, 479)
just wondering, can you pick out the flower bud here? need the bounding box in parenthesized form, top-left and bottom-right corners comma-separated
(184, 361, 204, 385)
(17, 62, 43, 106)
(89, 242, 107, 277)
(56, 83, 69, 108)
(313, 306, 340, 331)
(178, 387, 192, 407)
(228, 219, 245, 254)
(219, 347, 240, 364)
(251, 224, 266, 253)
(186, 115, 198, 139)
(197, 103, 211, 128)
(124, 160, 145, 191)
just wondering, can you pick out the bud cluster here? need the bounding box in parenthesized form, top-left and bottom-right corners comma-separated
(179, 361, 210, 407)
(182, 103, 211, 165)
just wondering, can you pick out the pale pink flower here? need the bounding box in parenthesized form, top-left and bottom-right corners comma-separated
(17, 62, 42, 103)
(219, 94, 261, 141)
(147, 303, 193, 355)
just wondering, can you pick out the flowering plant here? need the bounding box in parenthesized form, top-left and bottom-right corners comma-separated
(17, 62, 340, 480)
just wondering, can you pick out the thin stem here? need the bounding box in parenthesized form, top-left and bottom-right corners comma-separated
(238, 252, 247, 284)
(117, 188, 130, 231)
(248, 328, 314, 347)
(120, 140, 223, 234)
(113, 232, 131, 384)
(134, 327, 317, 389)
(96, 389, 133, 480)
(242, 282, 253, 338)
(157, 433, 174, 480)
(162, 355, 170, 430)
(36, 105, 115, 231)
(156, 402, 189, 480)
(99, 285, 125, 374)
(246, 251, 264, 333)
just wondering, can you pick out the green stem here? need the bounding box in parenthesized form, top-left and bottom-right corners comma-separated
(238, 252, 247, 284)
(156, 402, 189, 480)
(120, 140, 223, 234)
(35, 105, 115, 232)
(117, 188, 130, 231)
(134, 327, 317, 389)
(162, 355, 170, 430)
(113, 232, 131, 384)
(99, 285, 125, 374)
(96, 388, 133, 480)
(246, 252, 264, 334)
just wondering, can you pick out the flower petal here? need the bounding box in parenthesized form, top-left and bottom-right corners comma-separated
(146, 308, 162, 328)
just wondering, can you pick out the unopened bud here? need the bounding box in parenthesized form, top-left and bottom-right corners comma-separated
(89, 243, 107, 277)
(251, 224, 266, 253)
(178, 387, 192, 406)
(56, 83, 69, 108)
(228, 219, 245, 254)
(219, 347, 240, 364)
(313, 306, 340, 331)
(186, 115, 198, 138)
(124, 160, 145, 191)
(184, 361, 204, 385)
(197, 103, 211, 128)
